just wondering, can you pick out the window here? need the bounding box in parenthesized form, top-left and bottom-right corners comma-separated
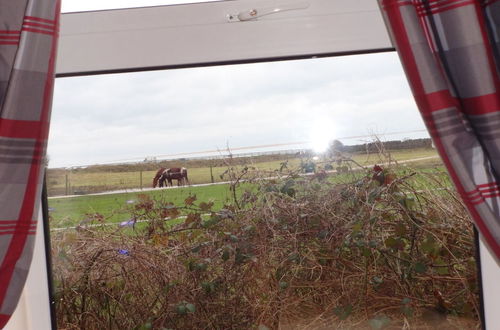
(13, 0, 489, 328)
(50, 53, 427, 168)
(48, 51, 480, 329)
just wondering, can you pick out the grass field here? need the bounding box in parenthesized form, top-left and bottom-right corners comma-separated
(46, 148, 439, 197)
(48, 182, 254, 228)
(48, 154, 449, 230)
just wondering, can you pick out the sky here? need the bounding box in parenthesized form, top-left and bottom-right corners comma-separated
(48, 1, 429, 168)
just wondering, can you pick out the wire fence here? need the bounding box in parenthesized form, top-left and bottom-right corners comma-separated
(46, 149, 310, 197)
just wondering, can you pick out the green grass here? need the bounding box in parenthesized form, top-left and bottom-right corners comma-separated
(47, 147, 444, 230)
(46, 148, 439, 196)
(49, 163, 450, 230)
(48, 183, 252, 228)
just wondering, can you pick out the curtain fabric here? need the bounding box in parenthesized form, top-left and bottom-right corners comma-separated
(378, 0, 500, 261)
(0, 0, 60, 327)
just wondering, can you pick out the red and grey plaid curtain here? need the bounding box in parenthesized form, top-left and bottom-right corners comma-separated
(379, 0, 500, 261)
(0, 0, 60, 327)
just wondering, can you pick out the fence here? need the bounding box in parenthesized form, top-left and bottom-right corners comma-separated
(45, 147, 314, 196)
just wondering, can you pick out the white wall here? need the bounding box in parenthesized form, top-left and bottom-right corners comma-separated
(5, 207, 52, 330)
(480, 237, 500, 329)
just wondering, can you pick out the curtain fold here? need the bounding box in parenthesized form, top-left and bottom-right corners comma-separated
(378, 0, 500, 262)
(0, 0, 60, 327)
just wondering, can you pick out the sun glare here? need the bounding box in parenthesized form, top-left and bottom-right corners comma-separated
(310, 121, 336, 153)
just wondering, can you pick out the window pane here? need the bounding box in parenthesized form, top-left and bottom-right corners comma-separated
(49, 53, 428, 168)
(48, 53, 479, 329)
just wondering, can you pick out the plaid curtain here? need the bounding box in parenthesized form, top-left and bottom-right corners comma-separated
(379, 0, 500, 261)
(0, 0, 60, 327)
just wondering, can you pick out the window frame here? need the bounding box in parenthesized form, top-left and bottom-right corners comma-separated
(56, 0, 393, 77)
(17, 1, 496, 329)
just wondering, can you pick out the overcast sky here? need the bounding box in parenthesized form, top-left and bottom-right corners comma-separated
(48, 1, 429, 168)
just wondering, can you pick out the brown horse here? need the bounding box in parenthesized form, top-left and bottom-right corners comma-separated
(152, 167, 189, 187)
(152, 167, 166, 188)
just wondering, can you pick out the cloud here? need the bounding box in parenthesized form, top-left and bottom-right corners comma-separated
(47, 52, 428, 167)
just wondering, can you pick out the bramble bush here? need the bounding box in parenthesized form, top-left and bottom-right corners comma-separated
(52, 164, 479, 329)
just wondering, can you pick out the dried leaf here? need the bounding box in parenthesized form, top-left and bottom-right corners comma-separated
(184, 195, 197, 206)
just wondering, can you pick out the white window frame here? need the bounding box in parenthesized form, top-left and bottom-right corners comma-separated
(56, 0, 393, 76)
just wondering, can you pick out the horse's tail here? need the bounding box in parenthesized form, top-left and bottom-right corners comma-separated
(182, 167, 189, 185)
(152, 167, 166, 187)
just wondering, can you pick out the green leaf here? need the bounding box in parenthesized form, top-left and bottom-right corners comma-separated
(137, 322, 153, 330)
(185, 303, 196, 313)
(362, 247, 372, 257)
(187, 260, 196, 271)
(385, 237, 397, 248)
(414, 262, 427, 274)
(287, 252, 300, 262)
(280, 180, 296, 197)
(275, 268, 284, 280)
(435, 267, 449, 275)
(235, 249, 247, 264)
(453, 263, 466, 272)
(403, 196, 416, 209)
(221, 248, 230, 261)
(191, 244, 202, 253)
(401, 305, 413, 317)
(243, 225, 255, 233)
(369, 314, 391, 329)
(421, 236, 437, 254)
(201, 282, 215, 293)
(176, 305, 187, 315)
(333, 305, 352, 320)
(394, 223, 407, 236)
(352, 222, 363, 233)
(317, 230, 329, 239)
(434, 259, 449, 275)
(195, 262, 208, 271)
(385, 237, 406, 250)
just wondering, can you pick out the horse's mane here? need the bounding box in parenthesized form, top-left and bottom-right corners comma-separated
(152, 167, 166, 187)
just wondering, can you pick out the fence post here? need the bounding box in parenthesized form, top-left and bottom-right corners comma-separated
(140, 170, 143, 190)
(210, 165, 214, 183)
(65, 173, 68, 196)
